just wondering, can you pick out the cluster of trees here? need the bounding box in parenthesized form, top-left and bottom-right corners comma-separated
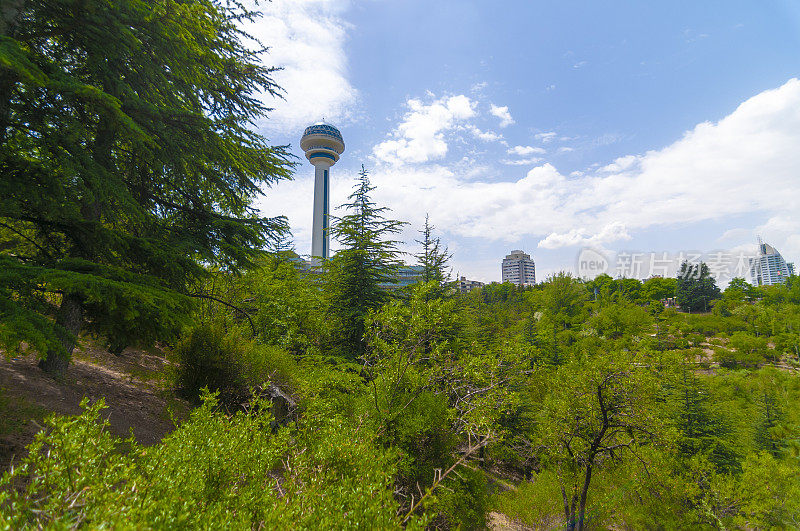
(3, 1, 800, 529)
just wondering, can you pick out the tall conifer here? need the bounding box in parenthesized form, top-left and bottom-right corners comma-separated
(0, 1, 292, 375)
(326, 165, 404, 359)
(414, 214, 454, 298)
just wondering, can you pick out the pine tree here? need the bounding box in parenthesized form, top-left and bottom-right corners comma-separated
(754, 390, 785, 458)
(672, 363, 739, 472)
(414, 214, 454, 298)
(326, 165, 405, 359)
(0, 1, 292, 376)
(675, 262, 721, 313)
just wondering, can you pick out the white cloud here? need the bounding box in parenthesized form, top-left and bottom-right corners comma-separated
(539, 78, 800, 250)
(535, 132, 558, 143)
(373, 95, 476, 165)
(501, 158, 543, 166)
(371, 79, 800, 253)
(466, 125, 503, 142)
(538, 223, 631, 249)
(599, 154, 639, 173)
(490, 104, 515, 127)
(508, 145, 546, 156)
(243, 0, 357, 133)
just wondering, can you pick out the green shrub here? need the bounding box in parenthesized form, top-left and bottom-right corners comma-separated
(0, 394, 424, 529)
(433, 466, 490, 530)
(714, 346, 763, 368)
(733, 452, 800, 529)
(492, 470, 564, 528)
(174, 323, 297, 408)
(687, 333, 705, 346)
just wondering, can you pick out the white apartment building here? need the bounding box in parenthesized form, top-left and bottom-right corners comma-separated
(458, 276, 485, 293)
(502, 250, 536, 287)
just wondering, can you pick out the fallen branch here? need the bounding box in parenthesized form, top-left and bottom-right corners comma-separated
(402, 432, 492, 523)
(187, 293, 257, 335)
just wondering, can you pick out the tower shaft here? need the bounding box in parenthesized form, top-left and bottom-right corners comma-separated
(311, 161, 332, 259)
(301, 122, 344, 261)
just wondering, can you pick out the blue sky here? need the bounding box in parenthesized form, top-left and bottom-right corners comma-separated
(247, 0, 800, 283)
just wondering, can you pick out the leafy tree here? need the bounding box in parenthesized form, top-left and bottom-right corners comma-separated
(588, 301, 651, 342)
(365, 282, 523, 527)
(538, 273, 587, 364)
(719, 331, 769, 367)
(414, 214, 453, 298)
(585, 273, 615, 305)
(615, 277, 643, 303)
(327, 165, 404, 359)
(734, 452, 800, 528)
(754, 390, 785, 458)
(0, 1, 292, 376)
(725, 277, 757, 303)
(585, 275, 643, 305)
(535, 349, 661, 530)
(642, 276, 677, 303)
(675, 262, 721, 313)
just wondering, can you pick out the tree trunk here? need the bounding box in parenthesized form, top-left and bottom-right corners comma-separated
(577, 464, 593, 531)
(561, 482, 579, 530)
(561, 485, 572, 529)
(39, 293, 83, 377)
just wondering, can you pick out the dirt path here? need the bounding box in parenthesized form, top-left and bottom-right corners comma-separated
(488, 512, 534, 530)
(0, 342, 188, 470)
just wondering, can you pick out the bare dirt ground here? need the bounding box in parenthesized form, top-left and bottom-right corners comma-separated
(487, 511, 534, 530)
(0, 341, 188, 471)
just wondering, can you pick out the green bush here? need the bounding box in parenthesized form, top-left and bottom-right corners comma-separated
(492, 470, 564, 528)
(730, 332, 768, 361)
(714, 346, 763, 368)
(432, 466, 490, 530)
(0, 394, 424, 529)
(174, 323, 297, 408)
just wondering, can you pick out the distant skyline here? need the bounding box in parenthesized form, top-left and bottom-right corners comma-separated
(246, 0, 800, 283)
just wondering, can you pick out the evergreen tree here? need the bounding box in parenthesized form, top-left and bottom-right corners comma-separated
(414, 214, 453, 298)
(538, 273, 587, 364)
(327, 165, 404, 359)
(0, 1, 292, 376)
(672, 363, 739, 472)
(675, 261, 721, 313)
(754, 389, 785, 458)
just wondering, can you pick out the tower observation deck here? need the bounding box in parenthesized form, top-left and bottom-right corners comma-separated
(301, 122, 345, 260)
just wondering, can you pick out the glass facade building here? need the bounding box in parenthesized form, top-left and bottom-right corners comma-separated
(749, 239, 794, 286)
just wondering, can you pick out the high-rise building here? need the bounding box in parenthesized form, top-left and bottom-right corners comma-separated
(749, 238, 794, 286)
(502, 250, 536, 287)
(300, 122, 345, 260)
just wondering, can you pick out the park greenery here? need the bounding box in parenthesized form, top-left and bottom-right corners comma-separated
(2, 1, 800, 529)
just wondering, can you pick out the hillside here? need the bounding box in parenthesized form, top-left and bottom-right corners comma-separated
(0, 341, 187, 471)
